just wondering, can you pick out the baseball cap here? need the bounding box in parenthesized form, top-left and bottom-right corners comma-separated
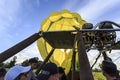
(102, 60, 117, 76)
(37, 62, 58, 80)
(4, 65, 31, 80)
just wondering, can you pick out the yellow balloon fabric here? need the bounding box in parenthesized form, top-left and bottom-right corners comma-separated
(37, 10, 86, 74)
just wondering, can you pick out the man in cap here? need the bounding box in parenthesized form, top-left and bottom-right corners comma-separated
(4, 65, 31, 80)
(37, 62, 59, 80)
(27, 57, 38, 80)
(101, 60, 120, 80)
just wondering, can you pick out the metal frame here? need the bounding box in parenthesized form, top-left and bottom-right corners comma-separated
(0, 21, 120, 80)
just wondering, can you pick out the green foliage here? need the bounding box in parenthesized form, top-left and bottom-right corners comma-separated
(75, 61, 79, 71)
(73, 61, 106, 80)
(21, 59, 29, 66)
(75, 61, 105, 80)
(0, 63, 4, 67)
(93, 68, 101, 72)
(36, 60, 43, 68)
(4, 56, 17, 68)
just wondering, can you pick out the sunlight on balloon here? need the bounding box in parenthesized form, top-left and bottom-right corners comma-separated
(60, 49, 71, 54)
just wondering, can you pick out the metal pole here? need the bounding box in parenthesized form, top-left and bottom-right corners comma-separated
(72, 50, 76, 80)
(102, 51, 112, 61)
(35, 48, 55, 75)
(74, 26, 94, 80)
(0, 31, 42, 63)
(91, 52, 101, 69)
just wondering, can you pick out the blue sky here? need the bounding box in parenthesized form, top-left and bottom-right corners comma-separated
(0, 0, 120, 66)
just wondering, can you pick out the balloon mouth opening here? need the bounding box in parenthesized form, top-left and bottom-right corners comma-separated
(60, 49, 71, 53)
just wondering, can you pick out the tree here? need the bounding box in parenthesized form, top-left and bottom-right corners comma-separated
(21, 59, 29, 66)
(0, 62, 4, 67)
(4, 56, 17, 68)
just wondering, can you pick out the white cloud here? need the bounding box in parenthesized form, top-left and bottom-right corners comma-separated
(62, 0, 81, 10)
(36, 0, 40, 7)
(3, 42, 43, 64)
(113, 18, 120, 24)
(18, 42, 43, 61)
(0, 0, 22, 38)
(0, 0, 43, 62)
(4, 53, 30, 64)
(78, 0, 120, 22)
(88, 50, 120, 69)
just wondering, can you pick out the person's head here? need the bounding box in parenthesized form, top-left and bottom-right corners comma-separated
(0, 68, 6, 80)
(101, 60, 118, 79)
(4, 65, 31, 80)
(28, 58, 38, 69)
(37, 62, 59, 80)
(58, 67, 67, 80)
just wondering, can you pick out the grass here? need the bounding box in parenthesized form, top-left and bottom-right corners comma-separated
(93, 72, 106, 80)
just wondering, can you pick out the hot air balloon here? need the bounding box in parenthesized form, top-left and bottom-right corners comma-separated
(37, 10, 86, 74)
(1, 9, 120, 80)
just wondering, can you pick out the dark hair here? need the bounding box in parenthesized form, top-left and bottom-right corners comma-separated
(0, 68, 6, 77)
(58, 67, 67, 80)
(37, 62, 58, 80)
(102, 60, 118, 77)
(28, 58, 38, 64)
(58, 67, 65, 74)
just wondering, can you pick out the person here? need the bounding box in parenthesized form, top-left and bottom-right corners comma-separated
(4, 65, 31, 80)
(27, 58, 38, 80)
(101, 60, 120, 80)
(37, 62, 59, 80)
(0, 68, 6, 80)
(58, 67, 67, 80)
